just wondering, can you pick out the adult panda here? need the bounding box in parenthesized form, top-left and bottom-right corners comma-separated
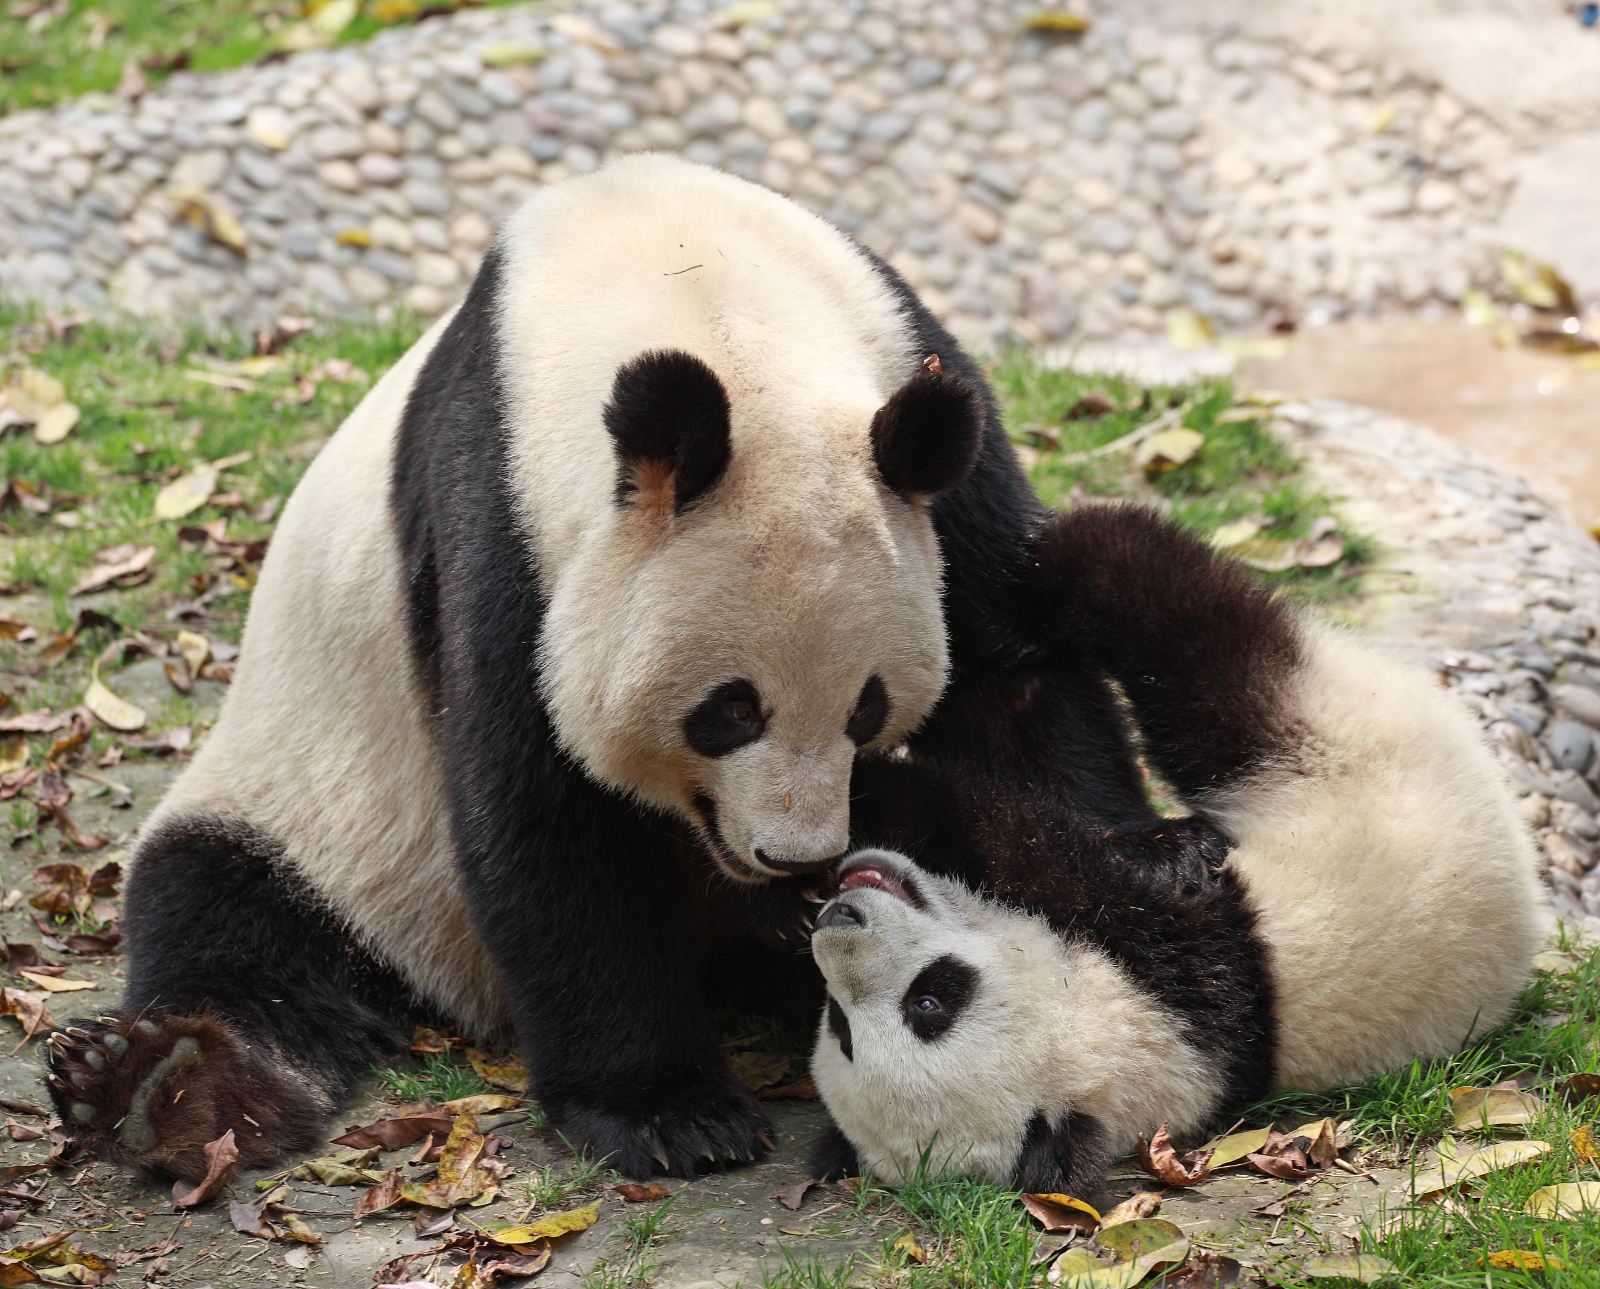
(809, 505, 1548, 1193)
(46, 157, 1189, 1182)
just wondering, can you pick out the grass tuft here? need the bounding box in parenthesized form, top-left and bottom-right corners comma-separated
(373, 1050, 489, 1103)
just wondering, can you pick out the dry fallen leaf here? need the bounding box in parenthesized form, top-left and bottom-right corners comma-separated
(466, 1048, 528, 1093)
(1135, 427, 1205, 474)
(0, 987, 56, 1042)
(1020, 1192, 1102, 1234)
(1523, 1180, 1600, 1217)
(614, 1182, 670, 1203)
(169, 186, 247, 255)
(33, 401, 79, 445)
(1098, 1191, 1163, 1228)
(172, 1129, 240, 1208)
(1557, 1072, 1600, 1104)
(333, 1106, 455, 1151)
(480, 1201, 600, 1246)
(70, 544, 155, 597)
(354, 1168, 407, 1220)
(1136, 1124, 1214, 1186)
(1200, 1123, 1273, 1168)
(1051, 1218, 1189, 1288)
(1418, 1138, 1552, 1199)
(154, 464, 221, 521)
(1300, 1253, 1397, 1282)
(85, 660, 147, 733)
(16, 970, 93, 992)
(291, 1146, 386, 1186)
(893, 1231, 927, 1264)
(1449, 1083, 1544, 1130)
(774, 1179, 818, 1212)
(398, 1112, 502, 1209)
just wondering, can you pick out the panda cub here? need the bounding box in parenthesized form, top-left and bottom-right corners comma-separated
(810, 506, 1548, 1194)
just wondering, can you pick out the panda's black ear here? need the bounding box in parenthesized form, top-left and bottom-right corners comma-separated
(603, 350, 732, 518)
(870, 355, 985, 504)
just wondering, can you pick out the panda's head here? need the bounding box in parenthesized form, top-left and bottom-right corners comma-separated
(809, 849, 1104, 1190)
(539, 351, 986, 884)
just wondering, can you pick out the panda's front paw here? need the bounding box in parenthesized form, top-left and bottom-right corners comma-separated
(549, 1071, 774, 1178)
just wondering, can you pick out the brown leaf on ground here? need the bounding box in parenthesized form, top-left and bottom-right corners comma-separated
(410, 1025, 459, 1053)
(1166, 1250, 1244, 1287)
(0, 768, 36, 799)
(2, 942, 46, 972)
(399, 1112, 502, 1209)
(774, 1179, 819, 1212)
(1099, 1191, 1164, 1227)
(1558, 1072, 1600, 1105)
(0, 1231, 115, 1285)
(253, 316, 315, 357)
(1137, 1123, 1214, 1186)
(1252, 1182, 1311, 1219)
(728, 1049, 789, 1092)
(228, 1198, 274, 1238)
(0, 710, 62, 734)
(332, 1106, 455, 1151)
(466, 1049, 529, 1093)
(482, 1245, 554, 1280)
(354, 1168, 407, 1220)
(112, 1236, 179, 1269)
(56, 925, 122, 955)
(1020, 1191, 1101, 1233)
(69, 545, 155, 597)
(30, 863, 91, 916)
(614, 1182, 670, 1203)
(290, 1146, 386, 1186)
(171, 1129, 239, 1208)
(0, 988, 54, 1044)
(757, 1077, 819, 1101)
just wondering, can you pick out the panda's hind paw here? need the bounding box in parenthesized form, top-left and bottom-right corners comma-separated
(43, 1011, 324, 1181)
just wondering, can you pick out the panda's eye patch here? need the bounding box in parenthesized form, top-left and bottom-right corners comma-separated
(846, 674, 890, 746)
(901, 954, 977, 1042)
(684, 679, 766, 758)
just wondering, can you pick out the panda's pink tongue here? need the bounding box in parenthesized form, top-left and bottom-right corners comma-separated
(839, 867, 907, 903)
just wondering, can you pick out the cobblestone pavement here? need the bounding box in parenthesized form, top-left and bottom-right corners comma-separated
(0, 0, 1576, 346)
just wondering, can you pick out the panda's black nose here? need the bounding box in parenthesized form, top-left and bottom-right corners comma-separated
(816, 900, 866, 931)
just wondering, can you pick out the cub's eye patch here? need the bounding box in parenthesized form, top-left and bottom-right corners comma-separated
(684, 679, 766, 758)
(827, 996, 853, 1061)
(846, 674, 890, 746)
(900, 954, 977, 1042)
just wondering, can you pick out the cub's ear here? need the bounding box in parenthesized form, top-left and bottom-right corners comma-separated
(871, 354, 985, 503)
(1012, 1110, 1109, 1195)
(603, 350, 732, 518)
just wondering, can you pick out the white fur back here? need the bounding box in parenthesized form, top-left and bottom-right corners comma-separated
(1217, 630, 1548, 1089)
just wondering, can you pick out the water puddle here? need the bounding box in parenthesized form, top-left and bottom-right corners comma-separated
(1238, 320, 1600, 529)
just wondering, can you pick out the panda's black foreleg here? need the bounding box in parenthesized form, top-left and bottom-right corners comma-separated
(44, 815, 412, 1180)
(447, 764, 773, 1178)
(1024, 504, 1303, 806)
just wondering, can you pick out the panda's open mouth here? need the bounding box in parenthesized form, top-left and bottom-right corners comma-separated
(833, 855, 924, 909)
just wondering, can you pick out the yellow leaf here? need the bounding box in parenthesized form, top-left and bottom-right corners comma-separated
(1302, 1253, 1398, 1282)
(1053, 1219, 1187, 1288)
(85, 660, 147, 733)
(309, 0, 358, 39)
(1571, 1125, 1598, 1164)
(17, 971, 95, 992)
(1210, 520, 1263, 551)
(236, 355, 287, 377)
(33, 401, 79, 444)
(170, 185, 248, 256)
(15, 367, 65, 410)
(1524, 1180, 1600, 1217)
(1449, 1084, 1543, 1130)
(466, 1048, 528, 1093)
(1200, 1122, 1273, 1166)
(1531, 950, 1578, 975)
(370, 0, 422, 19)
(1498, 250, 1579, 315)
(1459, 289, 1498, 326)
(892, 1232, 926, 1264)
(1165, 308, 1215, 350)
(1482, 1250, 1566, 1271)
(1022, 10, 1090, 33)
(1135, 427, 1205, 473)
(1367, 101, 1397, 133)
(1098, 1192, 1163, 1228)
(176, 629, 210, 680)
(0, 736, 28, 775)
(1020, 1192, 1102, 1233)
(482, 1201, 600, 1245)
(479, 41, 547, 68)
(1418, 1138, 1551, 1198)
(335, 227, 372, 248)
(441, 1093, 520, 1116)
(153, 464, 220, 521)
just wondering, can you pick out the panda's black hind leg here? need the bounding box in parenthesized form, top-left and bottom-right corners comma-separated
(43, 815, 415, 1181)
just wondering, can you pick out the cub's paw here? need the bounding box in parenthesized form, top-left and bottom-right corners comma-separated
(551, 1072, 774, 1178)
(44, 1012, 325, 1181)
(808, 1123, 861, 1181)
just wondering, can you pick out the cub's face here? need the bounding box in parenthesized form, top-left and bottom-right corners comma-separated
(810, 850, 1074, 1187)
(539, 350, 986, 883)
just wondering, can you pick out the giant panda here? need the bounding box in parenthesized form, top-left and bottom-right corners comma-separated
(808, 506, 1548, 1193)
(45, 156, 1214, 1183)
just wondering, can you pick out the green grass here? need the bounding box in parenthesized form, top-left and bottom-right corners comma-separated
(373, 1049, 490, 1102)
(0, 0, 529, 117)
(521, 1152, 616, 1212)
(581, 1196, 676, 1289)
(992, 352, 1370, 603)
